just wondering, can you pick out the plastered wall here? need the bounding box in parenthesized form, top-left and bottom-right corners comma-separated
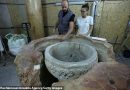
(93, 1, 130, 51)
(0, 0, 14, 35)
(5, 0, 27, 34)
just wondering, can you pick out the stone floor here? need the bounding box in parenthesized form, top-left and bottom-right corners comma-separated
(0, 54, 21, 86)
(0, 52, 130, 88)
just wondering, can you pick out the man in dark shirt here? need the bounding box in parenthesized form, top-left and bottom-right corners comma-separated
(55, 0, 75, 39)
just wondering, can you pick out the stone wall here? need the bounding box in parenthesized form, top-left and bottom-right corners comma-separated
(53, 61, 130, 90)
(14, 35, 115, 86)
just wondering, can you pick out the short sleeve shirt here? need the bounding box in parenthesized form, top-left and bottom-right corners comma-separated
(76, 16, 93, 35)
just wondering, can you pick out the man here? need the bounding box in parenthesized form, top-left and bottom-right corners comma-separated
(55, 0, 75, 39)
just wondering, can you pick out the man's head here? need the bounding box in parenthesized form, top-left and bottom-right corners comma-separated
(61, 0, 69, 12)
(81, 3, 89, 18)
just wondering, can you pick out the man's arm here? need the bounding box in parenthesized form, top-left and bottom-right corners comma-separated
(55, 19, 59, 29)
(54, 11, 61, 34)
(54, 19, 59, 34)
(63, 21, 74, 38)
(62, 14, 75, 39)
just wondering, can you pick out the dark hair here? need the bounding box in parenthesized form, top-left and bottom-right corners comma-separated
(82, 3, 89, 11)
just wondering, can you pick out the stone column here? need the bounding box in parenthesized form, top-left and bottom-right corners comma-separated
(25, 0, 44, 40)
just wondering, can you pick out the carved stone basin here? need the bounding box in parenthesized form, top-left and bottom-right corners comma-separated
(45, 42, 98, 80)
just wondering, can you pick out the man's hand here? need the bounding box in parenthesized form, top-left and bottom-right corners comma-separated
(62, 35, 68, 40)
(59, 35, 68, 41)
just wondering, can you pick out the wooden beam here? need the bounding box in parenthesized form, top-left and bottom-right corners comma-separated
(25, 0, 45, 40)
